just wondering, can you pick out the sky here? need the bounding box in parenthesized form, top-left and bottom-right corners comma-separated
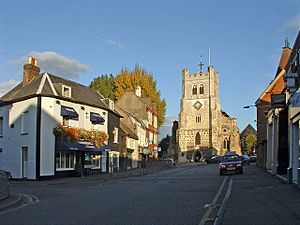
(0, 0, 300, 140)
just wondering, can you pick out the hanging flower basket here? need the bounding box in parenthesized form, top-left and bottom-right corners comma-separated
(53, 124, 108, 147)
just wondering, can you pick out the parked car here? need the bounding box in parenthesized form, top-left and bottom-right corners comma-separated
(219, 155, 243, 175)
(249, 155, 257, 163)
(206, 155, 222, 163)
(240, 155, 250, 165)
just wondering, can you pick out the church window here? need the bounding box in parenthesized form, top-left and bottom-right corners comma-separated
(192, 85, 197, 95)
(223, 138, 230, 150)
(195, 132, 201, 145)
(199, 84, 204, 94)
(196, 116, 201, 123)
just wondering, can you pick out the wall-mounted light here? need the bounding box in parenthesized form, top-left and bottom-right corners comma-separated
(243, 105, 256, 109)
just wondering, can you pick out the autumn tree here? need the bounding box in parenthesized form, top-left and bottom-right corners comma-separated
(89, 74, 115, 101)
(245, 134, 257, 155)
(114, 65, 166, 128)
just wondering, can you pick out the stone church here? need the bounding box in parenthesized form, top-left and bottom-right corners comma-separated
(176, 65, 241, 163)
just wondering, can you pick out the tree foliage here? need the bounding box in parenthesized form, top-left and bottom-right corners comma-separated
(89, 74, 115, 101)
(114, 65, 166, 128)
(245, 134, 257, 154)
(159, 135, 170, 153)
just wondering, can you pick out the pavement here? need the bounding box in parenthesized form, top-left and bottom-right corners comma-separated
(219, 164, 300, 225)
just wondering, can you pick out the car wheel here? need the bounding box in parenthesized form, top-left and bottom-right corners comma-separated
(219, 172, 223, 176)
(240, 171, 243, 174)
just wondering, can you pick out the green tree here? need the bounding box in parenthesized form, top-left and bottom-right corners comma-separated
(245, 134, 257, 155)
(114, 65, 166, 128)
(89, 74, 115, 101)
(159, 135, 170, 158)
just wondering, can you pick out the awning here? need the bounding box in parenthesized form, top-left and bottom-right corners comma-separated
(99, 144, 111, 152)
(55, 138, 107, 153)
(61, 106, 79, 119)
(90, 112, 105, 124)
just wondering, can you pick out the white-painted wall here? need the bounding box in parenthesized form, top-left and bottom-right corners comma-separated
(40, 97, 109, 176)
(0, 96, 109, 179)
(0, 98, 38, 179)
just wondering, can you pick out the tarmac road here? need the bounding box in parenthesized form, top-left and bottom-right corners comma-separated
(1, 163, 300, 225)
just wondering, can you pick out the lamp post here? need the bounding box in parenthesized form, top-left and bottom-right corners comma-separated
(243, 105, 256, 109)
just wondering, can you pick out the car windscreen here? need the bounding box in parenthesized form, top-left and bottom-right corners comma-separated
(222, 155, 240, 162)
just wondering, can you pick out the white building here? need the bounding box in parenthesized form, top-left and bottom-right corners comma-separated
(286, 31, 300, 186)
(0, 57, 121, 179)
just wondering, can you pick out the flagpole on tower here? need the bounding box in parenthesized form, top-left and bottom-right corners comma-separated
(208, 46, 211, 66)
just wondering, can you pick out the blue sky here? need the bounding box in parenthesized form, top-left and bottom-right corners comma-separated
(1, 0, 300, 139)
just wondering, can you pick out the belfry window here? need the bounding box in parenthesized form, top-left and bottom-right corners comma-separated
(199, 84, 204, 94)
(192, 85, 197, 95)
(195, 132, 200, 145)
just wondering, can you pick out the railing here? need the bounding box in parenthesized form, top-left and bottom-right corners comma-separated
(0, 170, 10, 200)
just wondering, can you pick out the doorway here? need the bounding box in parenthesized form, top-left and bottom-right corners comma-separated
(21, 147, 28, 178)
(194, 150, 202, 162)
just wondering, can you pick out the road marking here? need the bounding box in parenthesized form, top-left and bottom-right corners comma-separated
(213, 176, 233, 225)
(0, 193, 39, 215)
(199, 176, 228, 225)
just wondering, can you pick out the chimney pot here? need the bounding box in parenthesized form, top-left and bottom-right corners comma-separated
(23, 56, 40, 86)
(135, 86, 142, 97)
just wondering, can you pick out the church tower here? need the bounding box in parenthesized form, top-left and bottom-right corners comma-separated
(177, 65, 240, 163)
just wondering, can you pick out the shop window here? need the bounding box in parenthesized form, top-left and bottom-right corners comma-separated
(91, 154, 101, 168)
(56, 152, 75, 170)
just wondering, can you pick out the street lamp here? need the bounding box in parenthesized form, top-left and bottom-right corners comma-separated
(243, 105, 256, 109)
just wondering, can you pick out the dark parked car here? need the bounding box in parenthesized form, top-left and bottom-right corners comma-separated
(249, 155, 257, 163)
(206, 155, 222, 163)
(219, 155, 243, 175)
(240, 155, 250, 165)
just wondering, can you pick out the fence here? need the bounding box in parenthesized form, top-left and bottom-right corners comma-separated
(0, 170, 9, 200)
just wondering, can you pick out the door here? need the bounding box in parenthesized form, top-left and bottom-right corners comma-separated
(21, 147, 28, 178)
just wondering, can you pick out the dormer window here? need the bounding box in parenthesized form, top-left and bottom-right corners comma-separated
(62, 85, 71, 98)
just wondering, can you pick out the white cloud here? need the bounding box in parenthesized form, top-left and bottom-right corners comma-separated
(101, 37, 125, 50)
(0, 79, 20, 97)
(9, 51, 91, 78)
(281, 14, 300, 34)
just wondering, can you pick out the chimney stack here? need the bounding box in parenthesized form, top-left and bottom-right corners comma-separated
(23, 56, 40, 86)
(135, 86, 142, 97)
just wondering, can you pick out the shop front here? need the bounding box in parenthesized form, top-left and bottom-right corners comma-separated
(289, 91, 300, 184)
(55, 137, 110, 177)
